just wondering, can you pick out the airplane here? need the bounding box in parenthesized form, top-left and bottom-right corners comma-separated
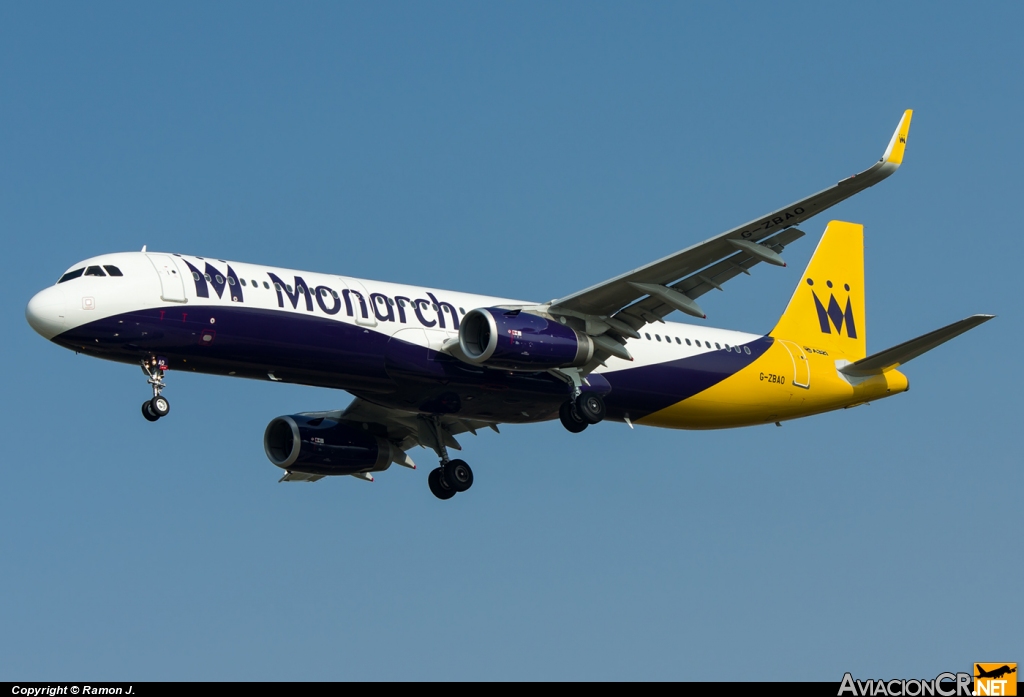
(25, 109, 994, 500)
(976, 666, 1017, 680)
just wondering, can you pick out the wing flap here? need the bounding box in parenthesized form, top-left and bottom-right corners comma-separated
(279, 471, 325, 483)
(336, 398, 497, 454)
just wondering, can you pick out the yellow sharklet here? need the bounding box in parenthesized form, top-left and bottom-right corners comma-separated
(882, 109, 913, 166)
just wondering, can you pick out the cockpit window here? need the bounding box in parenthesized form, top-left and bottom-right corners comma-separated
(84, 266, 107, 277)
(58, 268, 85, 283)
(103, 265, 123, 276)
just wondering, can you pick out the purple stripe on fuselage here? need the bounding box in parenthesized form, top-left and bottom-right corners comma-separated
(601, 336, 773, 419)
(52, 305, 394, 392)
(50, 303, 770, 424)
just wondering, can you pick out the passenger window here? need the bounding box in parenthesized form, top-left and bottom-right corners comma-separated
(331, 290, 339, 299)
(675, 337, 681, 344)
(192, 272, 201, 281)
(204, 274, 212, 282)
(240, 278, 247, 286)
(263, 281, 270, 289)
(103, 265, 123, 276)
(655, 335, 661, 342)
(645, 333, 651, 340)
(274, 283, 282, 291)
(685, 338, 691, 346)
(286, 284, 293, 293)
(398, 299, 406, 307)
(744, 346, 751, 355)
(705, 341, 711, 348)
(228, 277, 236, 286)
(216, 275, 224, 284)
(459, 307, 465, 314)
(715, 343, 720, 349)
(251, 280, 258, 287)
(84, 266, 106, 277)
(298, 285, 305, 293)
(58, 268, 85, 283)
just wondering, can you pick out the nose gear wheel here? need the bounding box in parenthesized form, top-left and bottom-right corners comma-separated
(139, 357, 171, 421)
(142, 401, 160, 422)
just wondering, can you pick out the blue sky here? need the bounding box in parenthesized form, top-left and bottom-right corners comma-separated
(1, 2, 1019, 680)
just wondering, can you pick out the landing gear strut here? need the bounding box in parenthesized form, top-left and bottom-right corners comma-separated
(426, 417, 474, 500)
(140, 357, 171, 422)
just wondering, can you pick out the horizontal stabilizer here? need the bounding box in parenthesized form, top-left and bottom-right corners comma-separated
(839, 314, 994, 377)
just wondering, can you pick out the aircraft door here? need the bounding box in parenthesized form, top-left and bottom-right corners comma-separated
(336, 277, 377, 327)
(385, 327, 449, 381)
(146, 254, 187, 303)
(778, 339, 810, 389)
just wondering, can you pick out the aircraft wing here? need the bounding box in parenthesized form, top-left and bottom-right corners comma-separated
(283, 399, 499, 482)
(548, 110, 913, 336)
(335, 398, 499, 456)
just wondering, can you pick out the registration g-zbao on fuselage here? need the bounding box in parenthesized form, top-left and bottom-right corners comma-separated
(25, 111, 993, 500)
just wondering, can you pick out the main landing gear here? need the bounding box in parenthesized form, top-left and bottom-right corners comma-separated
(140, 357, 171, 422)
(555, 369, 606, 433)
(425, 417, 474, 501)
(427, 459, 473, 500)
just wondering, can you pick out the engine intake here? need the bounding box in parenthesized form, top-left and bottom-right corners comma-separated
(458, 308, 593, 370)
(264, 414, 395, 476)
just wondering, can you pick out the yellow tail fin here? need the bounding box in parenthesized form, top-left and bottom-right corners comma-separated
(770, 220, 866, 360)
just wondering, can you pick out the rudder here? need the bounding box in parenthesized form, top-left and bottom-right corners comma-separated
(770, 221, 866, 360)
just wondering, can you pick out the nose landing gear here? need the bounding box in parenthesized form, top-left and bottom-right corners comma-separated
(140, 357, 171, 422)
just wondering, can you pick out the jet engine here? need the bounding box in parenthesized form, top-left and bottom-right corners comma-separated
(264, 414, 396, 476)
(457, 308, 593, 370)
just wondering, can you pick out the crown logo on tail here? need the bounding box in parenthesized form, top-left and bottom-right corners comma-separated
(812, 289, 857, 338)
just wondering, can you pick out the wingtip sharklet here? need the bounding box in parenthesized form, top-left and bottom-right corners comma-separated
(882, 109, 913, 166)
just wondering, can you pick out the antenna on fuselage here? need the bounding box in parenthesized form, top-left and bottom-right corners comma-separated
(141, 245, 147, 252)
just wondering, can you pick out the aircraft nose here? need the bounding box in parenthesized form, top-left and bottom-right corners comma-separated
(26, 286, 67, 340)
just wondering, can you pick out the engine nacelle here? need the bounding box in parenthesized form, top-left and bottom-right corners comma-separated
(458, 308, 593, 370)
(264, 414, 395, 476)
